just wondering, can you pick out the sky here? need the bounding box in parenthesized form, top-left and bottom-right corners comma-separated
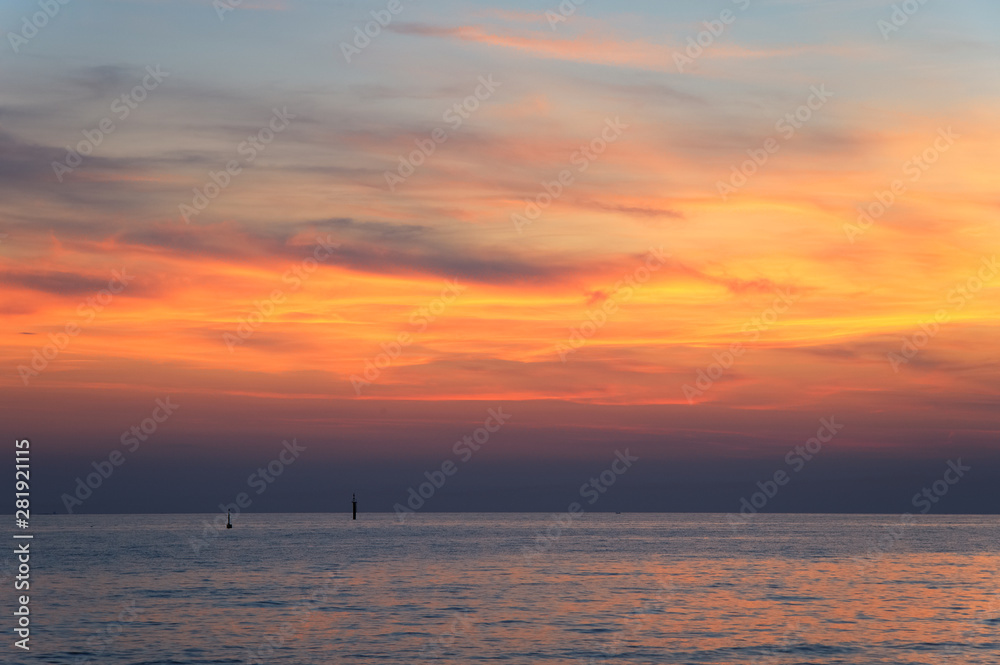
(1, 0, 998, 514)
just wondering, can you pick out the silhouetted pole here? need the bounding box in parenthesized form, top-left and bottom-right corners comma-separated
(352, 492, 357, 520)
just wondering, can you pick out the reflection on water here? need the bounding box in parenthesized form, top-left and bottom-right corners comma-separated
(18, 513, 1000, 664)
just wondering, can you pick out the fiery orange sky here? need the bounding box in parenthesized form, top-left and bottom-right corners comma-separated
(1, 0, 998, 512)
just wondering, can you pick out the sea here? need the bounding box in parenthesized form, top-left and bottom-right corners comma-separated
(10, 513, 999, 664)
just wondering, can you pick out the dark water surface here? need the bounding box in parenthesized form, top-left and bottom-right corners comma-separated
(11, 513, 1000, 664)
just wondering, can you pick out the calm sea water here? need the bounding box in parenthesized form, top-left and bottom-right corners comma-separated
(9, 513, 1000, 664)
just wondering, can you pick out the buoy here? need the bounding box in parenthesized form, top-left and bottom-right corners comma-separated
(226, 509, 232, 529)
(352, 492, 357, 520)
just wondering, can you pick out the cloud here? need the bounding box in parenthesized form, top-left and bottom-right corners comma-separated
(389, 22, 849, 72)
(0, 270, 121, 296)
(390, 22, 670, 70)
(575, 199, 685, 219)
(0, 130, 65, 183)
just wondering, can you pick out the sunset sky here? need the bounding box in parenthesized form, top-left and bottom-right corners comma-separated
(2, 0, 998, 513)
